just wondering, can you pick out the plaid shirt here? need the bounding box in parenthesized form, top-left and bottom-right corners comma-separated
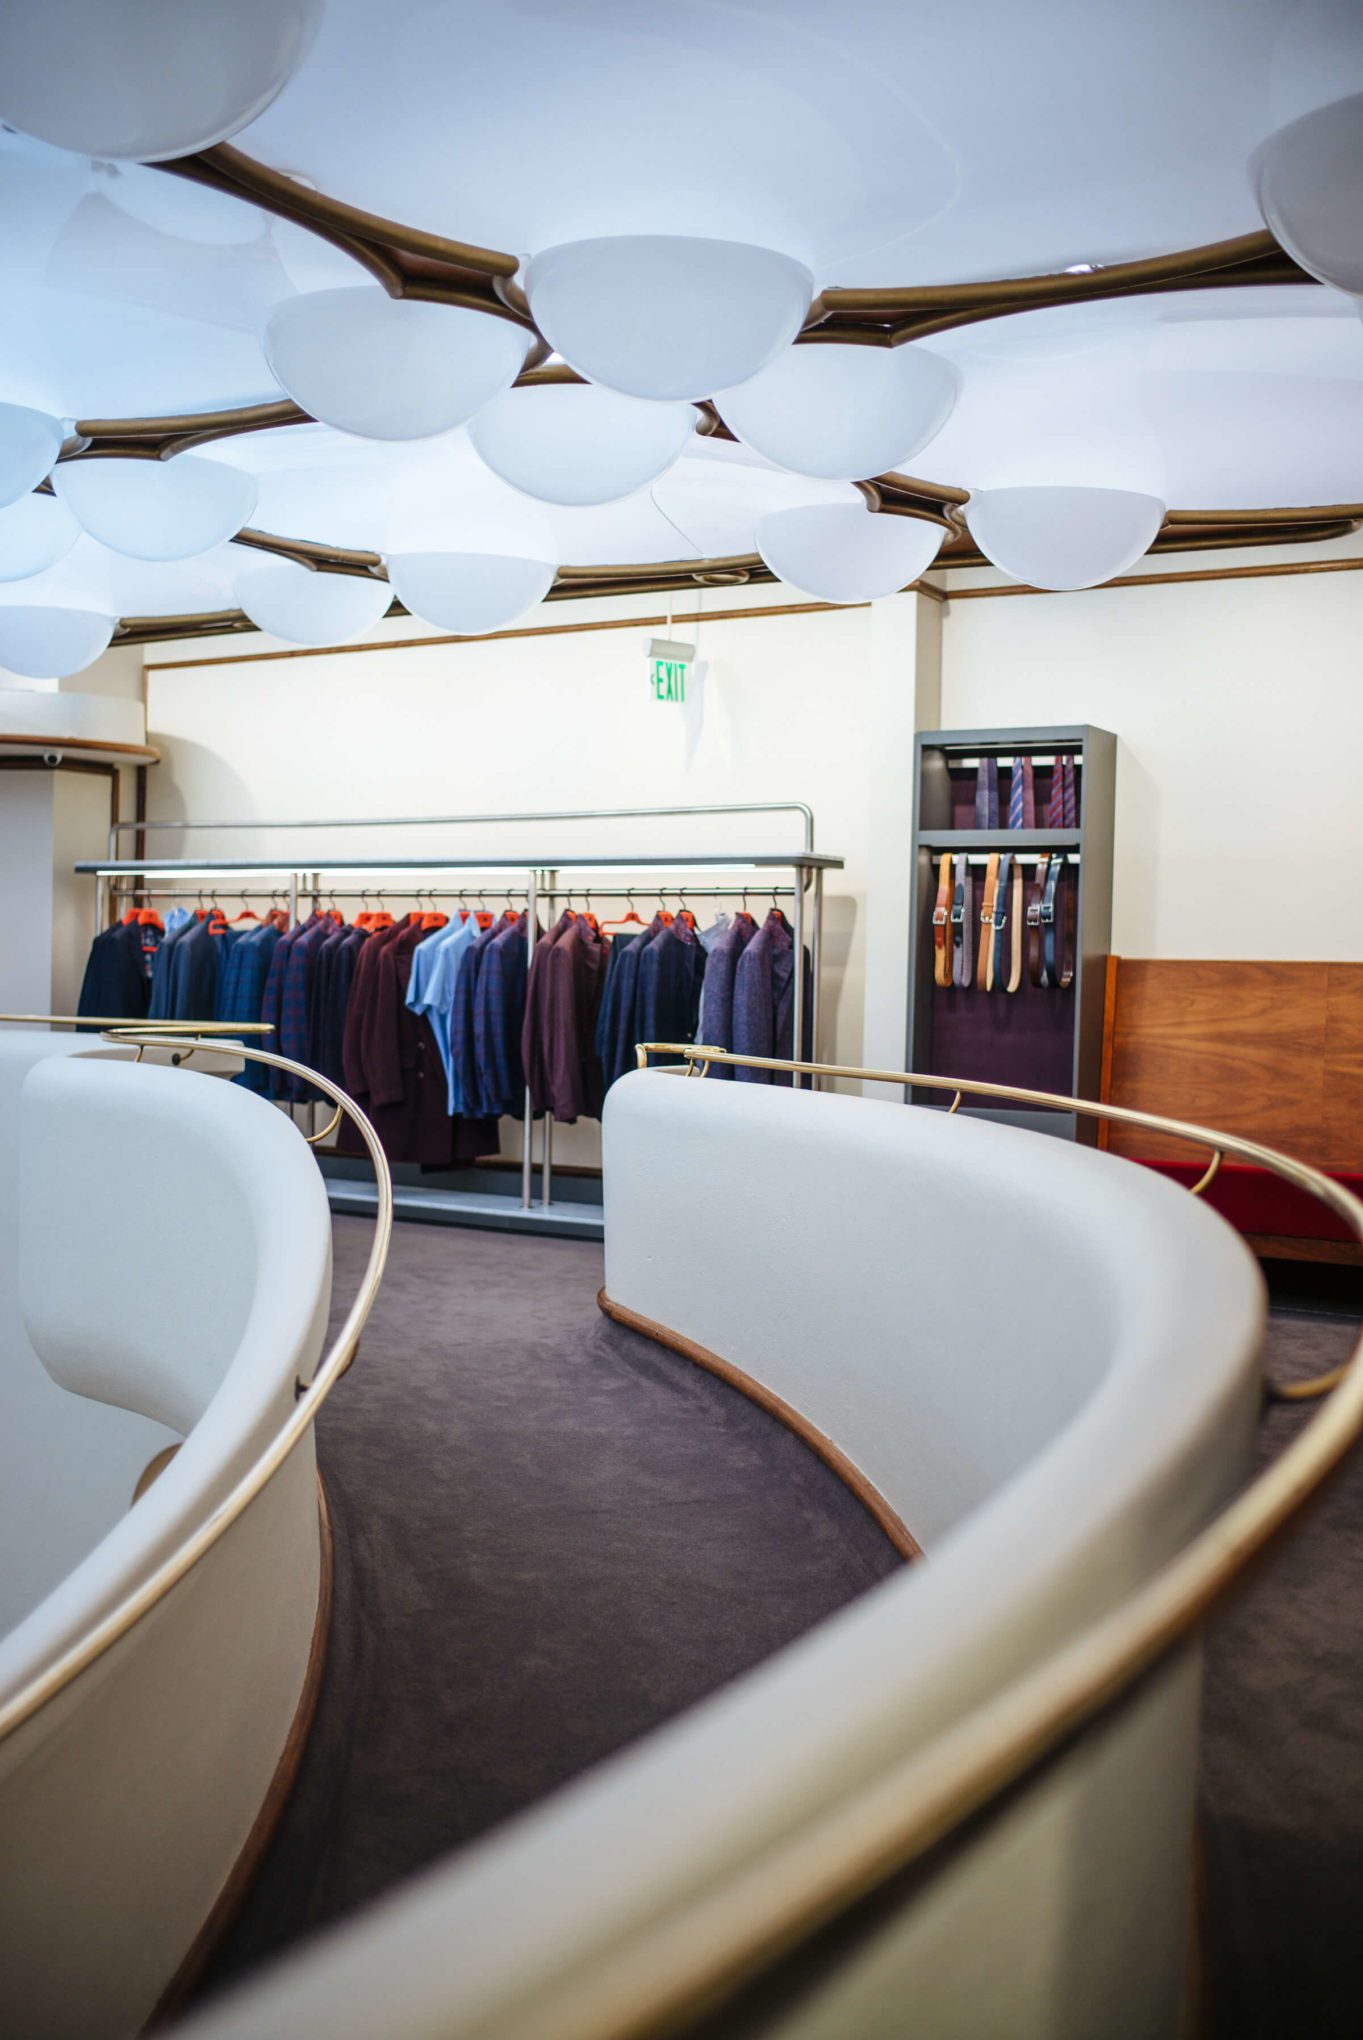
(280, 914, 338, 1102)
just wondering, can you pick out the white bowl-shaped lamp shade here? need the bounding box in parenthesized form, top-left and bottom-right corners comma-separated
(0, 0, 322, 162)
(0, 404, 64, 510)
(966, 486, 1165, 590)
(0, 493, 80, 581)
(264, 289, 533, 441)
(525, 236, 814, 402)
(0, 606, 115, 679)
(235, 554, 395, 646)
(468, 383, 699, 506)
(387, 552, 556, 636)
(53, 456, 258, 562)
(755, 503, 945, 604)
(717, 344, 959, 481)
(1252, 92, 1363, 297)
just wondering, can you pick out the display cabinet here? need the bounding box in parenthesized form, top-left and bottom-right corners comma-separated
(905, 723, 1116, 1142)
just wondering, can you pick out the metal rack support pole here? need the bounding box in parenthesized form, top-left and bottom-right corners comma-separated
(810, 865, 824, 1091)
(791, 863, 806, 1092)
(541, 866, 555, 1210)
(288, 871, 298, 929)
(521, 869, 538, 1210)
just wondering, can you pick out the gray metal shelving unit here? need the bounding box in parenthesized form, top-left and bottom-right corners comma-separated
(905, 724, 1116, 1143)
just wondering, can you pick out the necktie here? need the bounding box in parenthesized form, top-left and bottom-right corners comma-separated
(975, 756, 1000, 830)
(1061, 752, 1077, 828)
(1008, 756, 1036, 830)
(1045, 757, 1066, 829)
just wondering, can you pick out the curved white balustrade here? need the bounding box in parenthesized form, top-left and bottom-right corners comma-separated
(0, 1030, 333, 2039)
(177, 1072, 1264, 2040)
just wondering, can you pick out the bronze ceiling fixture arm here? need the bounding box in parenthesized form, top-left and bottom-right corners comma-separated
(815, 228, 1314, 345)
(156, 144, 536, 332)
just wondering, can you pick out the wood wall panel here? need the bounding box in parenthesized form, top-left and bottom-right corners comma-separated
(1104, 960, 1363, 1174)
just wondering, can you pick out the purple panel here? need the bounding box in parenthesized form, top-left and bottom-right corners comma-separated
(927, 964, 1075, 1097)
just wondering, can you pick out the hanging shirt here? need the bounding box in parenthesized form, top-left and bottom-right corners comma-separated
(451, 914, 514, 1123)
(635, 916, 706, 1056)
(732, 910, 810, 1086)
(147, 914, 195, 1020)
(598, 912, 669, 1091)
(523, 913, 608, 1123)
(472, 912, 533, 1120)
(407, 912, 482, 1113)
(217, 921, 282, 1092)
(695, 912, 757, 1077)
(76, 921, 149, 1028)
(167, 916, 234, 1022)
(312, 923, 368, 1087)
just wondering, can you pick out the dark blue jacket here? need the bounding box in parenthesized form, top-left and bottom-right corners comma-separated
(635, 920, 705, 1057)
(77, 921, 149, 1027)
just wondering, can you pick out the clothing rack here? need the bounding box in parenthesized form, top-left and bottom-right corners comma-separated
(78, 806, 841, 1238)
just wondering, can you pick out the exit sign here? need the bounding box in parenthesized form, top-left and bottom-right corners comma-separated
(646, 634, 694, 705)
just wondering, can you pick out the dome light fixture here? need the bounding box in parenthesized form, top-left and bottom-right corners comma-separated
(53, 455, 258, 563)
(0, 0, 323, 162)
(716, 343, 958, 482)
(966, 485, 1165, 590)
(0, 605, 115, 679)
(232, 550, 393, 644)
(234, 553, 395, 646)
(0, 493, 80, 582)
(387, 552, 557, 636)
(264, 288, 534, 442)
(525, 235, 813, 403)
(468, 382, 699, 506)
(1251, 91, 1363, 299)
(755, 502, 945, 604)
(0, 403, 64, 511)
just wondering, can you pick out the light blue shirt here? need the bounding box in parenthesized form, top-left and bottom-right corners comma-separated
(407, 913, 484, 1113)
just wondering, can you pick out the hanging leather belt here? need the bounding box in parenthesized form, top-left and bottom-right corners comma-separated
(952, 857, 973, 987)
(932, 852, 953, 988)
(1026, 855, 1050, 987)
(977, 853, 1000, 990)
(1038, 856, 1077, 989)
(990, 851, 1013, 991)
(1006, 858, 1024, 992)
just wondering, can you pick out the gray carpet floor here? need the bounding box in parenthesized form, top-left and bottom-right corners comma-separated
(1200, 1296, 1363, 2040)
(195, 1224, 1363, 2036)
(197, 1218, 904, 2001)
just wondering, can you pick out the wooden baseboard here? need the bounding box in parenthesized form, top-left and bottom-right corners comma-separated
(145, 1470, 335, 2031)
(1249, 1234, 1363, 1267)
(597, 1289, 923, 1563)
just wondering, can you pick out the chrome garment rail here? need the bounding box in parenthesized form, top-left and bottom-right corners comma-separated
(78, 802, 842, 1218)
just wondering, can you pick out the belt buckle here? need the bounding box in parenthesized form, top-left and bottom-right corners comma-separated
(931, 906, 949, 926)
(949, 903, 965, 925)
(1026, 902, 1042, 928)
(993, 911, 1008, 931)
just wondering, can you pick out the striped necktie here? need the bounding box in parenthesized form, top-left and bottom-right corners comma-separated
(1046, 758, 1066, 829)
(1008, 756, 1035, 829)
(1061, 753, 1077, 827)
(975, 756, 1000, 829)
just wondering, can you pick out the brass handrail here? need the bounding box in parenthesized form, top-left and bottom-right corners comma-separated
(0, 1033, 392, 1746)
(639, 1041, 1354, 1399)
(552, 1043, 1363, 2040)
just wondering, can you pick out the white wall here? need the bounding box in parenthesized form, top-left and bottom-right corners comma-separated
(941, 539, 1363, 961)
